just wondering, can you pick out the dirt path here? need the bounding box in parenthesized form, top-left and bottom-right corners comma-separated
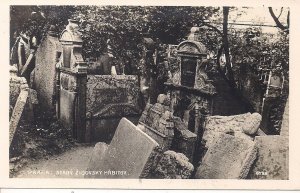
(16, 145, 94, 178)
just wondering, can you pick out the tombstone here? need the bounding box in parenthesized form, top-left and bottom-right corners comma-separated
(9, 85, 29, 146)
(248, 135, 288, 180)
(202, 112, 262, 149)
(86, 118, 160, 178)
(9, 66, 27, 116)
(34, 25, 62, 114)
(138, 94, 174, 151)
(150, 150, 194, 179)
(57, 19, 88, 142)
(85, 75, 142, 142)
(138, 94, 197, 161)
(195, 133, 257, 179)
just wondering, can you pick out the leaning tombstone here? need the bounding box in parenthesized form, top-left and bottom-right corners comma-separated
(195, 133, 257, 179)
(9, 84, 29, 146)
(85, 118, 161, 178)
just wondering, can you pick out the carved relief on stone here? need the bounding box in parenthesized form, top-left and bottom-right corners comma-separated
(179, 44, 199, 55)
(169, 57, 181, 85)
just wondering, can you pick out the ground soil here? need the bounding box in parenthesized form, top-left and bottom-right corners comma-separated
(9, 115, 94, 178)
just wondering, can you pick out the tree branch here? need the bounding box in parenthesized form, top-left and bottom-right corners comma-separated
(222, 6, 236, 88)
(277, 7, 283, 19)
(201, 22, 223, 38)
(268, 7, 288, 33)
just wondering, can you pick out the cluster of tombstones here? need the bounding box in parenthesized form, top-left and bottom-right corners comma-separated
(85, 93, 288, 179)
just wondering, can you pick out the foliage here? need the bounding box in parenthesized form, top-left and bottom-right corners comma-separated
(72, 6, 220, 74)
(10, 6, 75, 47)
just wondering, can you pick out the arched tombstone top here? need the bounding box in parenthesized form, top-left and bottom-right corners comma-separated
(60, 19, 82, 43)
(177, 40, 207, 57)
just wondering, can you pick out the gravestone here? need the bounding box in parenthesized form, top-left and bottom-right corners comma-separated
(248, 135, 288, 180)
(86, 75, 142, 142)
(202, 113, 262, 148)
(151, 150, 194, 179)
(86, 118, 160, 178)
(195, 133, 257, 179)
(9, 86, 29, 146)
(9, 66, 27, 116)
(138, 94, 174, 151)
(34, 26, 62, 114)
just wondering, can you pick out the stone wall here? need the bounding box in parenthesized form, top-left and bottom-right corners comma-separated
(34, 34, 62, 114)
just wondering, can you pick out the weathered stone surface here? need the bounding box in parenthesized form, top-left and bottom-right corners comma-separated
(9, 69, 27, 116)
(59, 89, 76, 130)
(34, 34, 62, 113)
(86, 75, 142, 142)
(86, 142, 109, 171)
(256, 128, 267, 136)
(151, 150, 194, 179)
(86, 118, 159, 178)
(172, 116, 197, 161)
(242, 112, 262, 135)
(280, 97, 289, 137)
(202, 112, 262, 148)
(138, 95, 174, 151)
(9, 88, 29, 146)
(195, 133, 257, 179)
(205, 113, 250, 133)
(248, 135, 288, 180)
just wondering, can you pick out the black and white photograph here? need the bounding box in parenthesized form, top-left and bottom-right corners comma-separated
(3, 1, 297, 188)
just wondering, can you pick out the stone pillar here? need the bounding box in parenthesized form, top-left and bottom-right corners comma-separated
(58, 19, 88, 142)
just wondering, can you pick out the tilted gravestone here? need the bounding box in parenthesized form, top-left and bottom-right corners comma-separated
(9, 85, 29, 146)
(86, 118, 160, 178)
(202, 112, 262, 148)
(195, 133, 257, 179)
(248, 135, 288, 180)
(34, 27, 62, 114)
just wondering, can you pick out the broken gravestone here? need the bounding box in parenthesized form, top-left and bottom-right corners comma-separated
(195, 133, 257, 179)
(202, 112, 262, 148)
(150, 150, 194, 179)
(86, 118, 160, 178)
(248, 135, 288, 180)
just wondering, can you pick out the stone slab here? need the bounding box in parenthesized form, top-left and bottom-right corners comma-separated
(9, 89, 29, 146)
(34, 35, 62, 113)
(86, 118, 159, 178)
(202, 113, 263, 148)
(59, 89, 76, 130)
(204, 112, 261, 135)
(195, 133, 257, 179)
(151, 150, 194, 179)
(248, 135, 288, 180)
